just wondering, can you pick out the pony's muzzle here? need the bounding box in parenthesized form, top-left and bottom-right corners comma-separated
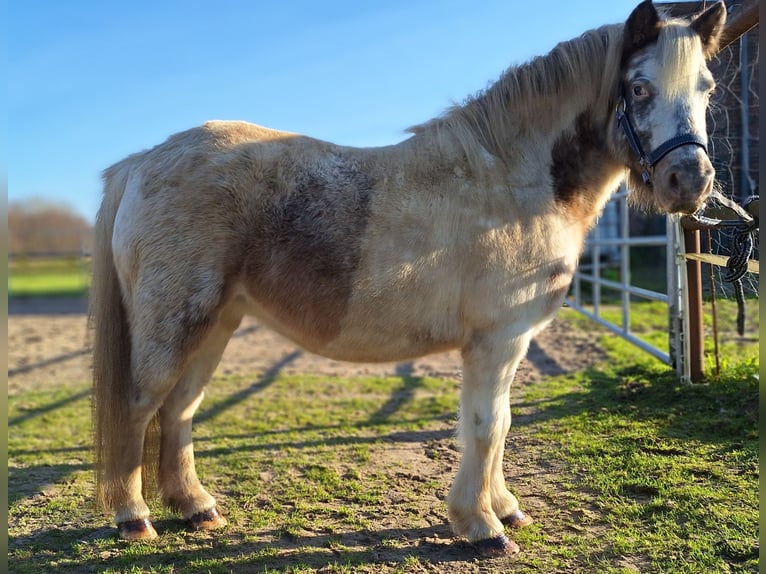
(654, 149, 715, 214)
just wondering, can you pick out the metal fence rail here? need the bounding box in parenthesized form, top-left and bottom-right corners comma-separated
(565, 188, 691, 380)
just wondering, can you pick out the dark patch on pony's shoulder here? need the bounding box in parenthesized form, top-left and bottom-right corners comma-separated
(550, 112, 606, 206)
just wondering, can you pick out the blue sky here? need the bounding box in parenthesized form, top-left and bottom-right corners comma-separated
(9, 1, 641, 223)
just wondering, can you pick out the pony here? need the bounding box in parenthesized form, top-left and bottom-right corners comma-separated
(91, 0, 726, 556)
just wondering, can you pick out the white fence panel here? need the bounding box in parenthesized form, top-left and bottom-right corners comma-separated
(565, 186, 692, 382)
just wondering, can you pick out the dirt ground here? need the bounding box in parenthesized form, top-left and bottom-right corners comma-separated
(9, 297, 608, 571)
(8, 298, 604, 395)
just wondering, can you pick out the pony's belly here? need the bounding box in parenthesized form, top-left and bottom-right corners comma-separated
(318, 330, 459, 363)
(317, 292, 464, 362)
(231, 289, 454, 362)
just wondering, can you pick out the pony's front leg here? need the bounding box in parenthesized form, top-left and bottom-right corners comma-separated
(448, 329, 531, 556)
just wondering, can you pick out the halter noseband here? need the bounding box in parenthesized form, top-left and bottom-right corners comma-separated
(615, 85, 708, 186)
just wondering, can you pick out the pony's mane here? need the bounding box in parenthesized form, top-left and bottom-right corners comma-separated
(655, 19, 711, 99)
(408, 24, 625, 175)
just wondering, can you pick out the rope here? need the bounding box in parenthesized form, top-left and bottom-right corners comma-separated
(725, 211, 757, 336)
(723, 194, 756, 337)
(723, 219, 756, 283)
(686, 192, 759, 336)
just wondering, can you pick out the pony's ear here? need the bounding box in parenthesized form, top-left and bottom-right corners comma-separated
(622, 0, 662, 64)
(690, 2, 727, 58)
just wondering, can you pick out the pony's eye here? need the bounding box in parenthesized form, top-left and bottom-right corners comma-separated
(631, 83, 650, 100)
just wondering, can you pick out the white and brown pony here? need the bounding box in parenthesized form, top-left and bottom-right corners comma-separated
(91, 1, 725, 556)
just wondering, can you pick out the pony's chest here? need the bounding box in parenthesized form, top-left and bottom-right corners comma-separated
(458, 218, 584, 323)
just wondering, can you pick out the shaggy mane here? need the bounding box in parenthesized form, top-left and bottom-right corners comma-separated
(408, 24, 625, 175)
(655, 19, 711, 99)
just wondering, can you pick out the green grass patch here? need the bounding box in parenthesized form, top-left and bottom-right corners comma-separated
(569, 299, 759, 377)
(8, 313, 758, 573)
(9, 257, 91, 296)
(512, 331, 758, 573)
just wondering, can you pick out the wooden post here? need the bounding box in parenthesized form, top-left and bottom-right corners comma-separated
(683, 229, 705, 382)
(716, 0, 759, 52)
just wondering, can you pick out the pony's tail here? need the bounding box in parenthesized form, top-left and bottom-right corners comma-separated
(90, 160, 159, 513)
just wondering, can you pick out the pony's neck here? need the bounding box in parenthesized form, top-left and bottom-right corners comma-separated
(410, 24, 624, 177)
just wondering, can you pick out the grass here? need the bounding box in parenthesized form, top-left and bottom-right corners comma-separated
(8, 257, 91, 296)
(511, 349, 758, 572)
(570, 297, 759, 376)
(7, 311, 759, 573)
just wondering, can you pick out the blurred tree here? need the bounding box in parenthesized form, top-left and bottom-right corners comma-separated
(9, 198, 93, 256)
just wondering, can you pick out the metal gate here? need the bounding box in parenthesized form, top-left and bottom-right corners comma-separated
(564, 186, 693, 382)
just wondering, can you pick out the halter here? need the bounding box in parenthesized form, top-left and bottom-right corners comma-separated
(615, 84, 708, 186)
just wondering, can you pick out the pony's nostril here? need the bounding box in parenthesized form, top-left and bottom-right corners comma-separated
(668, 172, 680, 189)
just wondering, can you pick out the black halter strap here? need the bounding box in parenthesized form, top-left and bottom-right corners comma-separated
(615, 85, 708, 186)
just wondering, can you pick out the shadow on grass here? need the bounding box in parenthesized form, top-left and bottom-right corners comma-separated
(9, 386, 93, 506)
(8, 388, 91, 427)
(8, 462, 91, 507)
(195, 350, 303, 425)
(512, 363, 758, 446)
(193, 419, 454, 462)
(7, 354, 441, 515)
(365, 363, 429, 425)
(8, 520, 478, 574)
(197, 357, 433, 430)
(525, 339, 569, 377)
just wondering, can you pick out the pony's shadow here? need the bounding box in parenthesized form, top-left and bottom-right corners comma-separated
(8, 387, 92, 506)
(8, 521, 479, 571)
(8, 460, 90, 506)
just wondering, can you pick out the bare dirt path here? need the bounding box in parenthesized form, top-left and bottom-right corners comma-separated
(8, 299, 604, 395)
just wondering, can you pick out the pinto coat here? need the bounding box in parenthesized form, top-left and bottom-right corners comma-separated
(91, 0, 725, 555)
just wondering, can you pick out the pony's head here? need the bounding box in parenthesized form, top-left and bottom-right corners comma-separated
(617, 0, 726, 214)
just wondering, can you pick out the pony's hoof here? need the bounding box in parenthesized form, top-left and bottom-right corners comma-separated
(190, 507, 227, 531)
(117, 518, 158, 541)
(502, 509, 534, 529)
(473, 534, 520, 557)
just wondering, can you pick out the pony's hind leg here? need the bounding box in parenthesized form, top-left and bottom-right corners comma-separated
(448, 328, 532, 556)
(106, 396, 164, 540)
(157, 304, 242, 531)
(107, 279, 227, 540)
(108, 327, 195, 540)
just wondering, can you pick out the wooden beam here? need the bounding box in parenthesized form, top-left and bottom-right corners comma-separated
(684, 252, 760, 274)
(718, 0, 759, 52)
